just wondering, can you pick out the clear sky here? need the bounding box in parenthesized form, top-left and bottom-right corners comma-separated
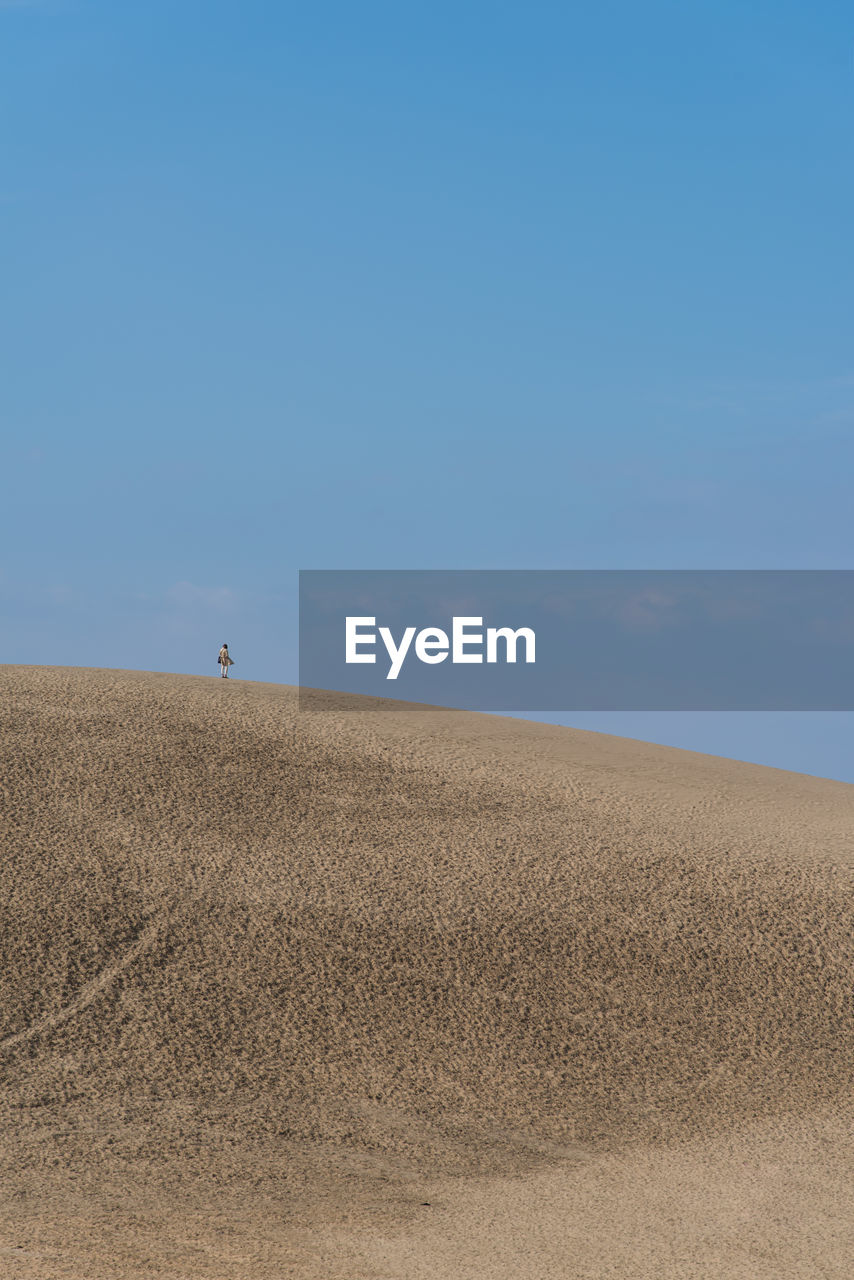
(3, 1, 853, 780)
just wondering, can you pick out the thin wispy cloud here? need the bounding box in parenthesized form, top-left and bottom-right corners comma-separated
(167, 582, 237, 612)
(617, 589, 679, 633)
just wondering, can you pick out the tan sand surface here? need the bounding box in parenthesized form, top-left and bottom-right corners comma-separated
(1, 666, 852, 1277)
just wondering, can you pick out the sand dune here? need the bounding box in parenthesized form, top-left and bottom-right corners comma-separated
(1, 666, 853, 1278)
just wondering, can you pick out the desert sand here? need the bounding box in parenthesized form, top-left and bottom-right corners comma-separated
(1, 666, 853, 1278)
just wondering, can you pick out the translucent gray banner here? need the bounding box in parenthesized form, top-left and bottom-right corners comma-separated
(298, 570, 854, 710)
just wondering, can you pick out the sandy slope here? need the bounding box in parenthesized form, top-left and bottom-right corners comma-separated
(1, 666, 852, 1278)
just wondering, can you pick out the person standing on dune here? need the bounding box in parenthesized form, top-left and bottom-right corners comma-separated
(218, 643, 234, 678)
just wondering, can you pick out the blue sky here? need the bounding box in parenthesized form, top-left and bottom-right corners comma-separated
(2, 1, 853, 780)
